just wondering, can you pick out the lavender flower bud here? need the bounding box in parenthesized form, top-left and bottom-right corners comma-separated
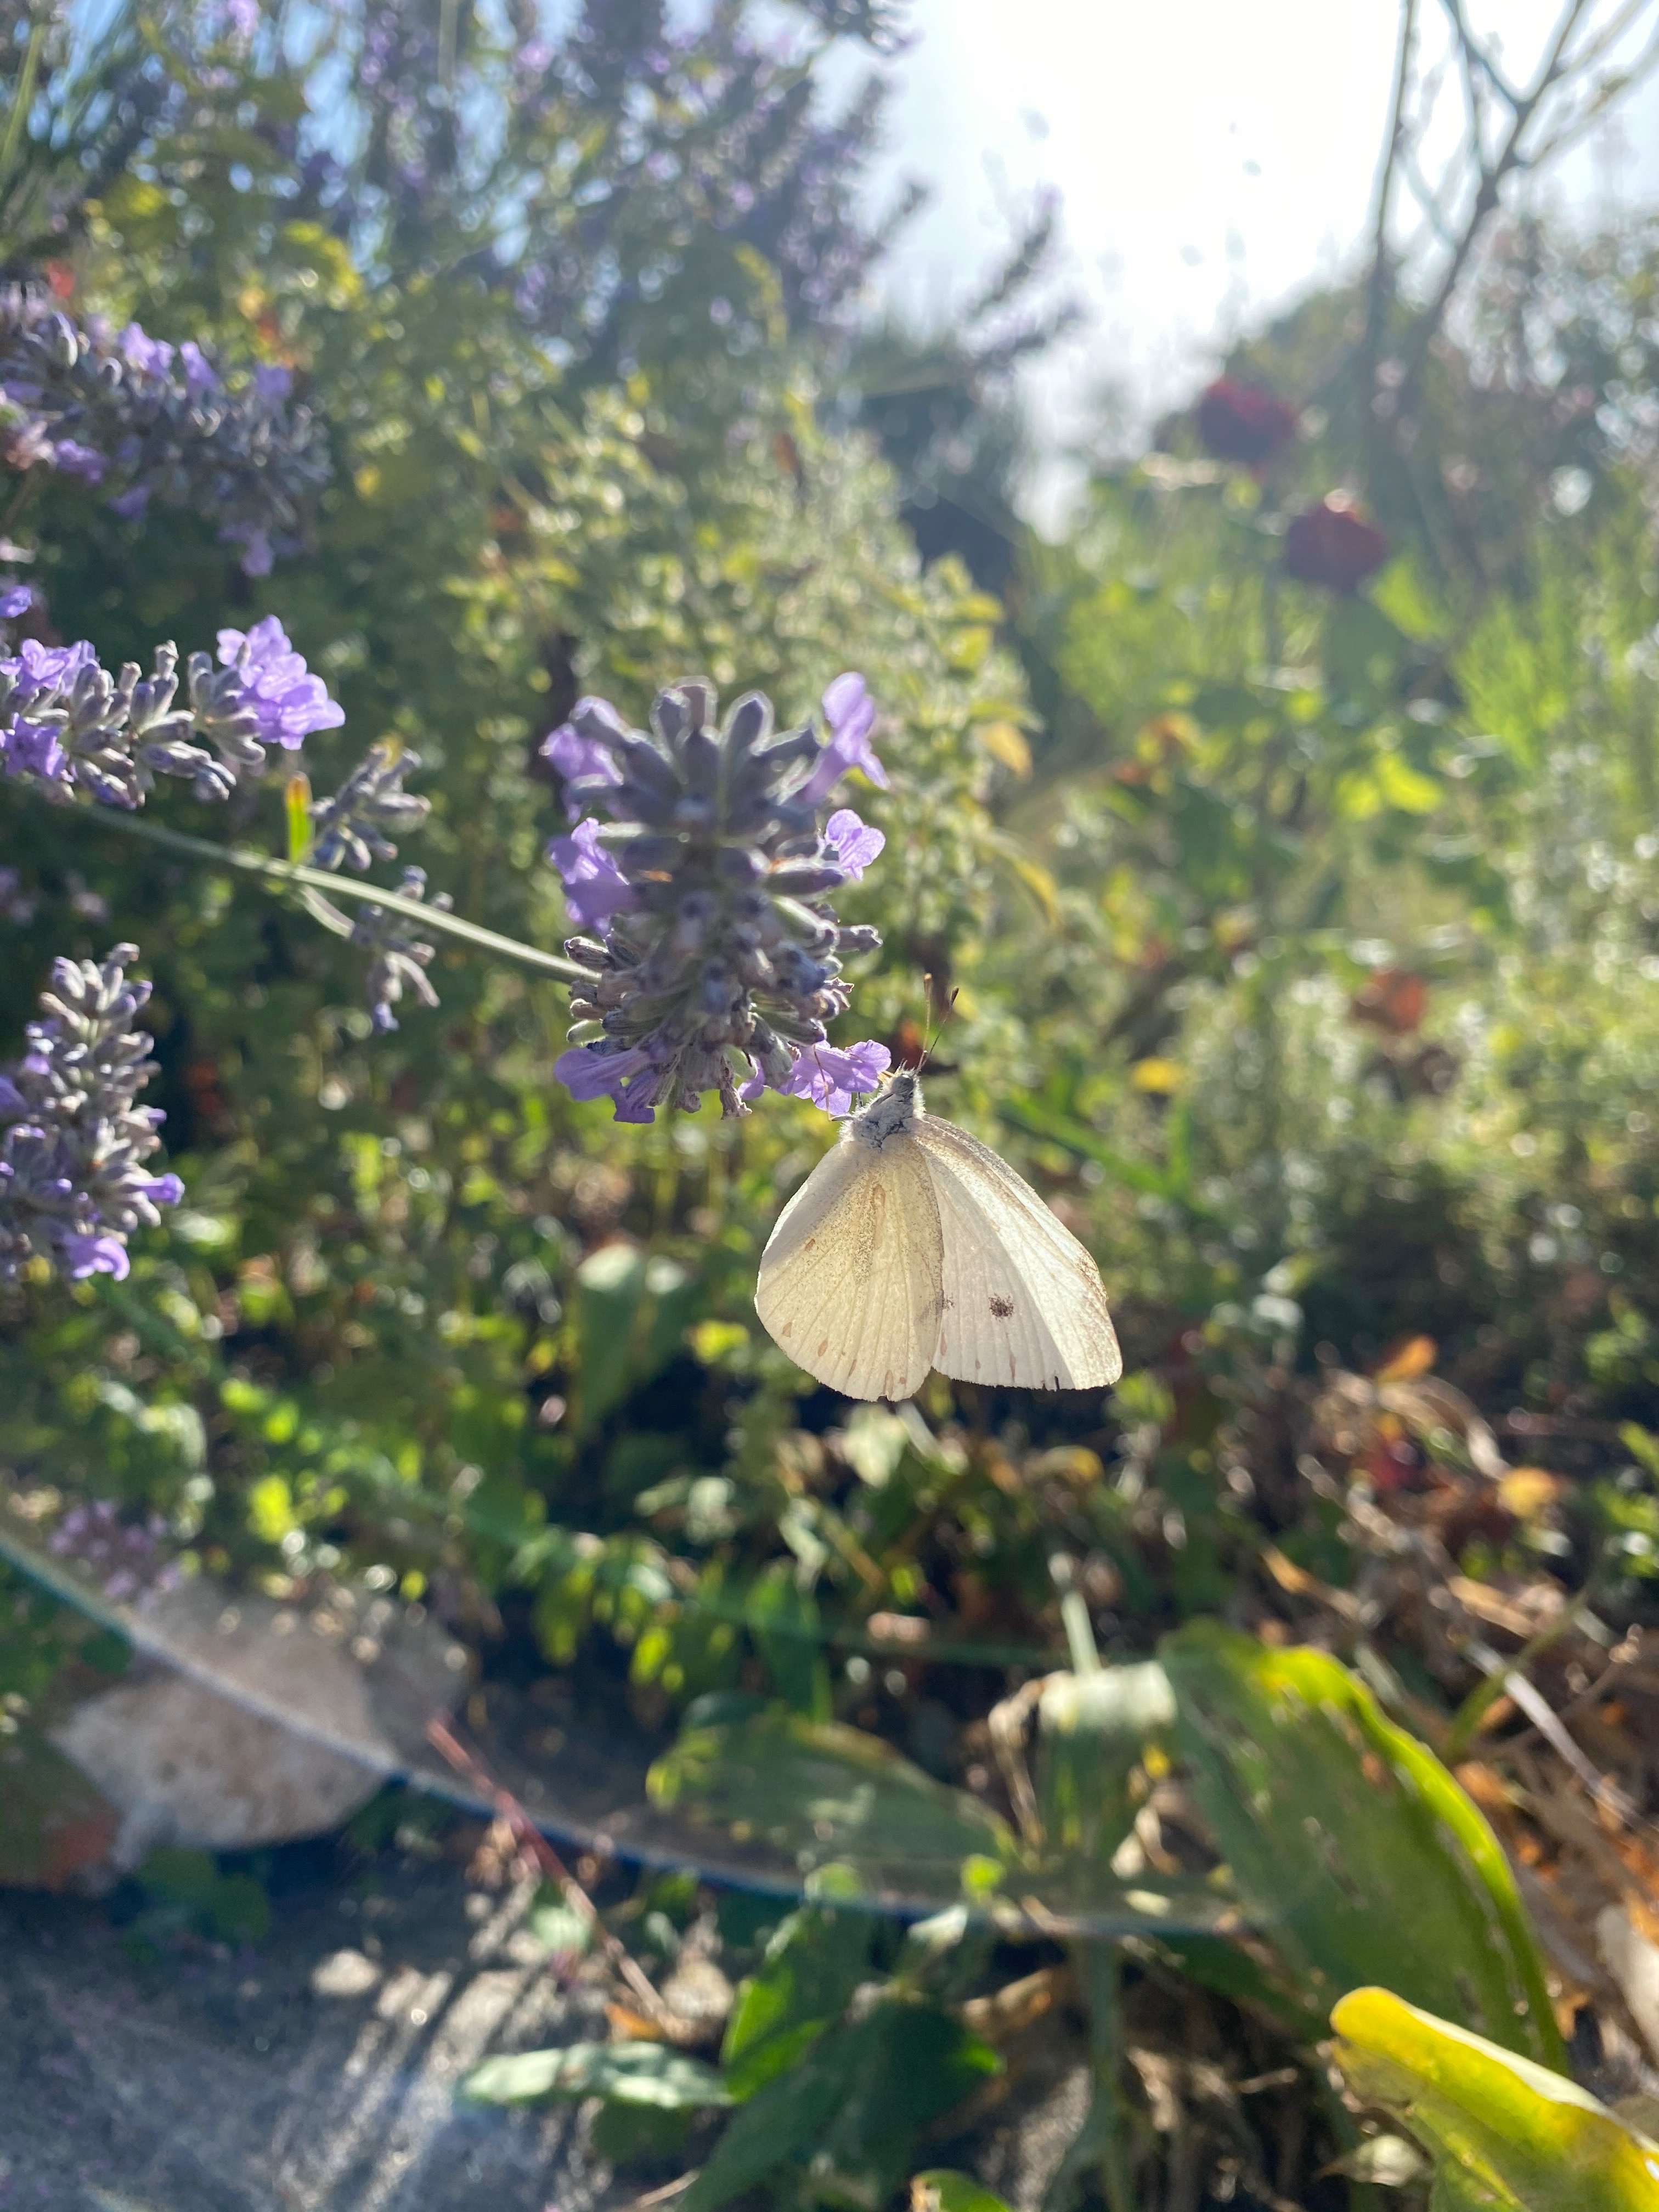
(545, 673, 889, 1122)
(349, 867, 449, 1034)
(309, 741, 431, 871)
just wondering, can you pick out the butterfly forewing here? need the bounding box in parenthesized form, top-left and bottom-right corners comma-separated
(913, 1114, 1122, 1390)
(755, 1133, 945, 1401)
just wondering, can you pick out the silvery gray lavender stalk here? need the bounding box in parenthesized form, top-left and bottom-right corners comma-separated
(0, 616, 343, 806)
(546, 673, 890, 1122)
(0, 292, 330, 576)
(0, 944, 182, 1284)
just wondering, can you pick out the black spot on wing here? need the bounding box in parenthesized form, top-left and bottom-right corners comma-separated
(989, 1294, 1014, 1319)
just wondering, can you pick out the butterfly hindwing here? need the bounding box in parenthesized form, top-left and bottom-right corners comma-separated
(755, 1132, 944, 1401)
(912, 1114, 1122, 1391)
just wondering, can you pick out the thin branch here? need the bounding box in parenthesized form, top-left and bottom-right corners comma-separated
(1406, 0, 1595, 370)
(1363, 0, 1421, 377)
(1438, 0, 1520, 106)
(71, 803, 589, 983)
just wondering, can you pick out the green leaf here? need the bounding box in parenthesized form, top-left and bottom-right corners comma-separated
(573, 1245, 699, 1428)
(1332, 1988, 1659, 2210)
(1160, 1623, 1562, 2064)
(684, 1998, 1000, 2212)
(723, 1900, 874, 2100)
(648, 1711, 1014, 1899)
(525, 1892, 592, 1958)
(912, 2171, 1015, 2212)
(725, 1893, 884, 2097)
(460, 2040, 730, 2110)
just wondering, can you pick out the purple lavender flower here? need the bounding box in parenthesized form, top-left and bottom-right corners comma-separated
(548, 816, 638, 928)
(543, 701, 626, 817)
(213, 617, 346, 749)
(0, 944, 183, 1285)
(550, 676, 888, 1121)
(0, 584, 30, 619)
(799, 672, 887, 805)
(51, 438, 105, 483)
(823, 808, 884, 881)
(119, 323, 174, 379)
(4, 717, 66, 782)
(742, 1039, 891, 1116)
(45, 1496, 183, 1608)
(108, 484, 151, 522)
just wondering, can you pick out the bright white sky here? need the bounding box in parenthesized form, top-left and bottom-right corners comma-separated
(849, 0, 1659, 523)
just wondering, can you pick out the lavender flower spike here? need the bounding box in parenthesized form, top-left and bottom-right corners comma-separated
(0, 944, 183, 1283)
(549, 675, 888, 1121)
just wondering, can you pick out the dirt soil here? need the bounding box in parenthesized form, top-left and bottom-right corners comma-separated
(0, 1850, 623, 2212)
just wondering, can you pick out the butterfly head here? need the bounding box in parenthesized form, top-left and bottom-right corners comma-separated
(851, 1068, 921, 1148)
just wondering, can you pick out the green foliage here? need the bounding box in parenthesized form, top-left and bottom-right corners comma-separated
(1160, 1624, 1563, 2065)
(461, 2040, 730, 2111)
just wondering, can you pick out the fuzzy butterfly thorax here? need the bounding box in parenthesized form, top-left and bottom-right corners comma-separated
(849, 1070, 921, 1149)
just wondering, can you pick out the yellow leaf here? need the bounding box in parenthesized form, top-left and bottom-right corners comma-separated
(1498, 1467, 1564, 1521)
(689, 1320, 748, 1365)
(1375, 1334, 1437, 1383)
(247, 1475, 297, 1545)
(977, 720, 1031, 777)
(1331, 1987, 1659, 2210)
(1131, 1058, 1185, 1094)
(1007, 853, 1059, 926)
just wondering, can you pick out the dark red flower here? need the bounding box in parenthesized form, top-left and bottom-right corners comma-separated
(1194, 377, 1299, 466)
(1283, 493, 1389, 593)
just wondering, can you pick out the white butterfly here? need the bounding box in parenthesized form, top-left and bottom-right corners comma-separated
(755, 1070, 1122, 1401)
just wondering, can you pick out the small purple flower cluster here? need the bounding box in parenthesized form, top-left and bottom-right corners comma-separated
(546, 673, 890, 1121)
(0, 291, 330, 575)
(47, 1497, 183, 1608)
(0, 616, 343, 808)
(0, 944, 182, 1285)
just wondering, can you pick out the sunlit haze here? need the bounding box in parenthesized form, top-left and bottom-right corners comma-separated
(853, 0, 1659, 524)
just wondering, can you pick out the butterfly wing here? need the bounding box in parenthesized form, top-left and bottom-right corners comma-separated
(755, 1132, 945, 1401)
(912, 1114, 1122, 1390)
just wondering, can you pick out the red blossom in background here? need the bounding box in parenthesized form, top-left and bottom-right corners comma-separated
(1283, 493, 1390, 593)
(1194, 376, 1299, 466)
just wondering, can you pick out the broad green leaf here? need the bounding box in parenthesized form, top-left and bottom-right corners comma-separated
(1332, 1988, 1659, 2210)
(722, 1901, 873, 2100)
(684, 1997, 1000, 2212)
(460, 2040, 730, 2110)
(648, 1711, 1013, 1897)
(1160, 1622, 1562, 2064)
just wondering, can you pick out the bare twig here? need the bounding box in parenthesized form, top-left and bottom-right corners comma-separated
(423, 1713, 680, 2032)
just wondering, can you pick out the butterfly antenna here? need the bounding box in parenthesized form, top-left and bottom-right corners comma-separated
(918, 974, 960, 1076)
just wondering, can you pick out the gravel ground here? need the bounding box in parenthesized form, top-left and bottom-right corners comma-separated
(0, 1851, 618, 2212)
